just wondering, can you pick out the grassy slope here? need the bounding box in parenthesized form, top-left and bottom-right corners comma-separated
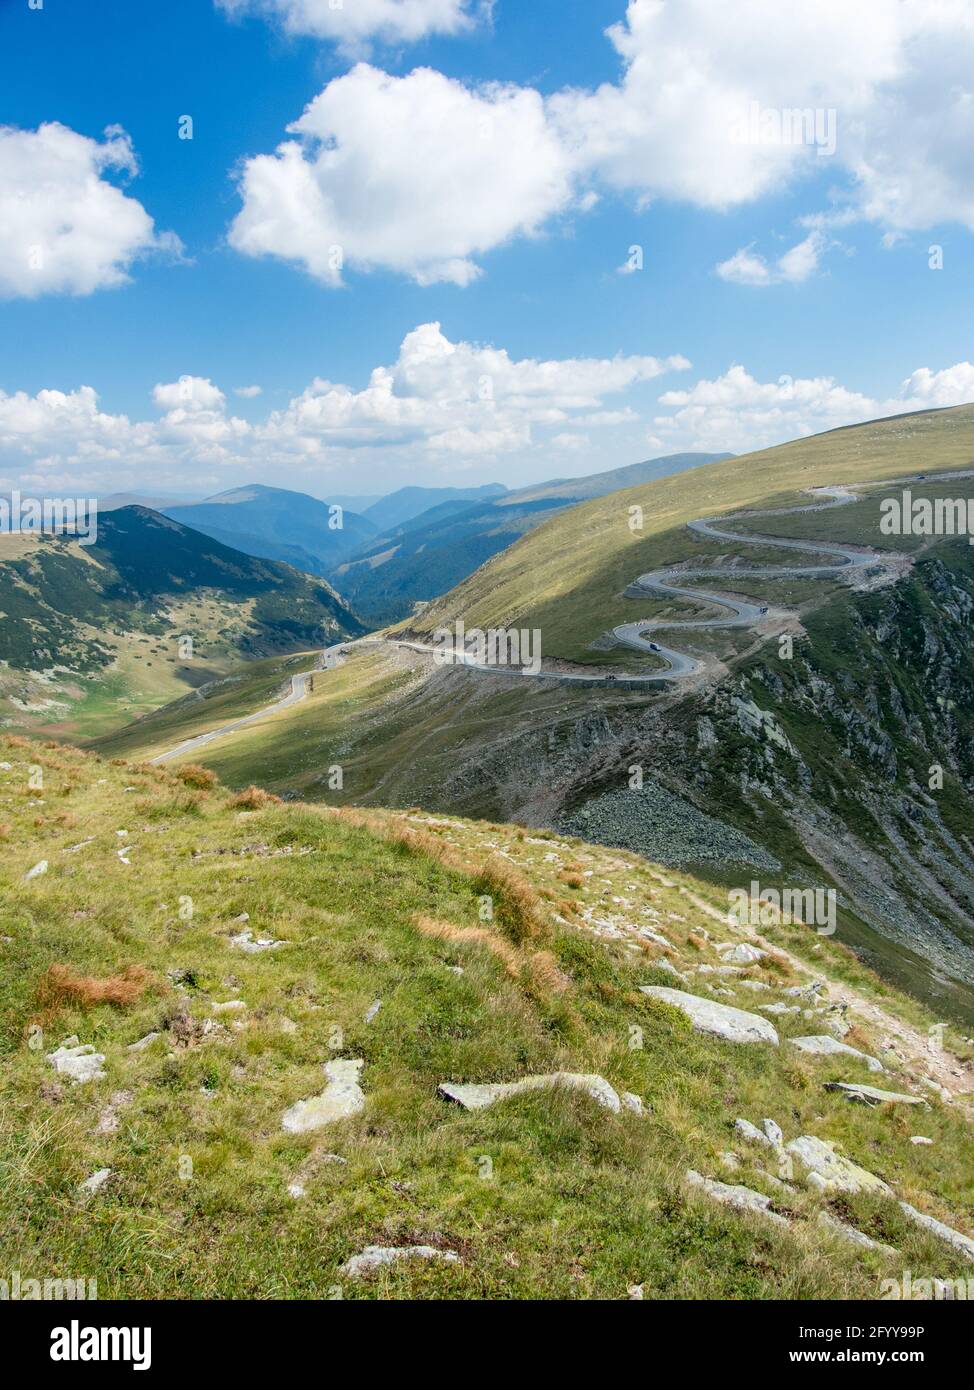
(1, 735, 972, 1299)
(405, 404, 974, 660)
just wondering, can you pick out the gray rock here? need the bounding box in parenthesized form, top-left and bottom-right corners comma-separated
(718, 943, 765, 965)
(824, 1081, 926, 1106)
(364, 999, 382, 1023)
(621, 1091, 645, 1115)
(785, 1135, 892, 1195)
(230, 929, 284, 954)
(910, 1136, 934, 1145)
(25, 860, 48, 880)
(899, 1202, 974, 1262)
(439, 1072, 621, 1113)
(79, 1168, 112, 1197)
(281, 1058, 366, 1134)
(817, 1212, 896, 1255)
(790, 1035, 884, 1072)
(734, 1117, 773, 1147)
(685, 1170, 788, 1226)
(127, 1031, 160, 1052)
(47, 1041, 106, 1084)
(338, 1245, 459, 1278)
(641, 987, 779, 1045)
(762, 1118, 784, 1147)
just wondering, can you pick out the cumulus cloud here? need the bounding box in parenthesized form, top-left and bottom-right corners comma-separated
(717, 232, 828, 287)
(234, 384, 263, 398)
(0, 123, 179, 299)
(653, 360, 974, 454)
(226, 2, 974, 288)
(229, 64, 574, 287)
(216, 0, 481, 53)
(0, 323, 687, 492)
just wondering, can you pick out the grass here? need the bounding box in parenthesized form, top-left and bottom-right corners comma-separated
(1, 735, 972, 1299)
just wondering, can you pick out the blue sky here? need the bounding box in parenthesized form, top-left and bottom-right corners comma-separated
(1, 0, 973, 500)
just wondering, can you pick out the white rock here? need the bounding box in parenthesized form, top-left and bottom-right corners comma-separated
(760, 1003, 801, 1016)
(78, 1168, 112, 1197)
(25, 860, 48, 880)
(910, 1136, 934, 1146)
(762, 1118, 784, 1147)
(685, 1170, 788, 1226)
(47, 1041, 106, 1084)
(817, 1212, 896, 1255)
(641, 987, 779, 1045)
(364, 999, 382, 1023)
(627, 1283, 645, 1300)
(281, 1058, 366, 1134)
(899, 1202, 974, 1262)
(824, 1081, 925, 1106)
(230, 929, 284, 953)
(717, 944, 765, 965)
(212, 1000, 246, 1014)
(127, 1031, 160, 1052)
(785, 1135, 892, 1195)
(439, 1072, 621, 1113)
(738, 980, 771, 991)
(288, 1182, 306, 1199)
(338, 1245, 459, 1278)
(718, 1151, 741, 1170)
(734, 1117, 773, 1147)
(63, 839, 95, 854)
(621, 1091, 644, 1115)
(790, 1035, 884, 1072)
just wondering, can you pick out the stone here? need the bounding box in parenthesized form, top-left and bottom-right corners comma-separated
(785, 1135, 892, 1195)
(127, 1031, 160, 1052)
(717, 943, 765, 964)
(899, 1203, 974, 1262)
(338, 1246, 459, 1278)
(79, 1168, 112, 1197)
(641, 987, 779, 1045)
(738, 980, 771, 991)
(281, 1059, 366, 1134)
(439, 1072, 621, 1113)
(364, 999, 382, 1023)
(910, 1136, 934, 1146)
(817, 1212, 896, 1255)
(824, 1081, 925, 1107)
(734, 1117, 773, 1147)
(760, 1003, 801, 1016)
(47, 1041, 106, 1084)
(212, 1000, 246, 1014)
(762, 1118, 784, 1147)
(93, 1091, 132, 1135)
(230, 929, 284, 954)
(789, 1035, 884, 1072)
(718, 1151, 741, 1170)
(25, 860, 48, 880)
(621, 1091, 645, 1115)
(685, 1170, 788, 1226)
(654, 957, 685, 980)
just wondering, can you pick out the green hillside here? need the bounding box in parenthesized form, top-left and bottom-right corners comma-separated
(1, 736, 972, 1299)
(0, 507, 365, 739)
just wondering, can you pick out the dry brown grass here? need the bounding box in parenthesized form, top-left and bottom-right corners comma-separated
(477, 855, 551, 944)
(228, 785, 283, 810)
(34, 963, 162, 1021)
(557, 870, 585, 889)
(175, 763, 218, 790)
(413, 914, 521, 977)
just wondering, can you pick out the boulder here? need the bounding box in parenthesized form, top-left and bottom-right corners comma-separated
(685, 1170, 788, 1227)
(789, 1035, 884, 1072)
(281, 1058, 366, 1134)
(641, 987, 779, 1045)
(817, 1212, 896, 1255)
(785, 1135, 892, 1195)
(899, 1202, 974, 1262)
(338, 1246, 459, 1278)
(824, 1081, 925, 1107)
(439, 1072, 621, 1113)
(47, 1040, 106, 1084)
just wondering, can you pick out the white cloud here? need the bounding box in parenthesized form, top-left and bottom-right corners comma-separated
(216, 0, 480, 53)
(0, 323, 687, 493)
(717, 232, 827, 286)
(226, 2, 974, 288)
(654, 360, 974, 454)
(0, 123, 179, 299)
(229, 64, 574, 287)
(234, 384, 263, 398)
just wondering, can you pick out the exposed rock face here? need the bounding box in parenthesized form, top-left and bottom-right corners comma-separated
(641, 987, 779, 1045)
(685, 1170, 788, 1226)
(338, 1246, 460, 1279)
(824, 1081, 926, 1106)
(789, 1035, 884, 1072)
(281, 1059, 366, 1134)
(817, 1212, 896, 1255)
(785, 1135, 892, 1195)
(438, 1072, 621, 1113)
(899, 1203, 974, 1262)
(46, 1040, 106, 1084)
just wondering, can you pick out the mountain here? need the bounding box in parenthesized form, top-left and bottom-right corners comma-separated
(4, 734, 972, 1298)
(163, 485, 378, 573)
(329, 453, 730, 625)
(0, 506, 364, 739)
(362, 483, 508, 530)
(99, 405, 974, 1026)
